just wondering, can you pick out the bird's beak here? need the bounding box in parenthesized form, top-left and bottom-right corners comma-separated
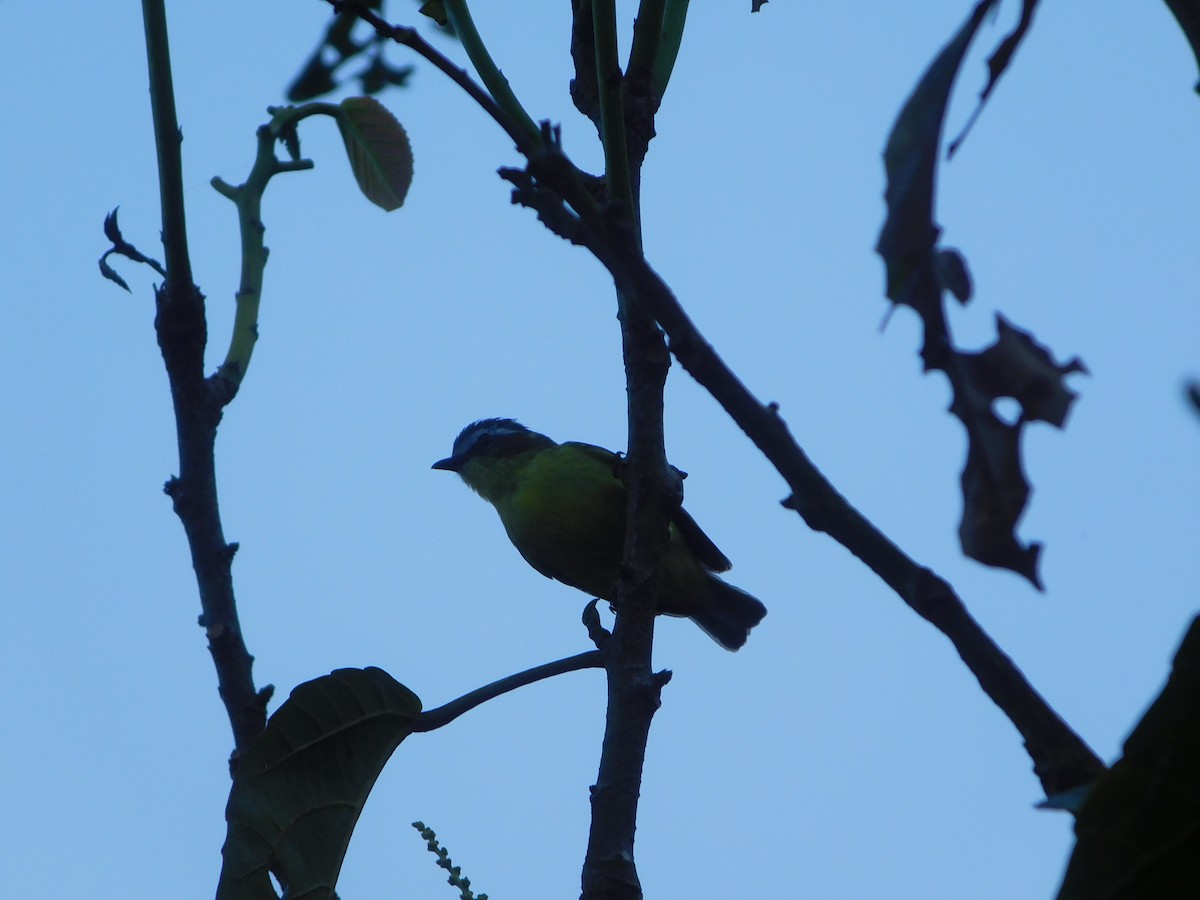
(432, 455, 462, 472)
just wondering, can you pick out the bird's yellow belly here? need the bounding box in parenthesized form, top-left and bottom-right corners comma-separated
(495, 449, 626, 599)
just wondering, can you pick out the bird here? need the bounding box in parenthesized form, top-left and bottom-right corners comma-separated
(432, 418, 766, 650)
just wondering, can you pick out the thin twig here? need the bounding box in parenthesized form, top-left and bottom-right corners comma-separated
(329, 0, 543, 158)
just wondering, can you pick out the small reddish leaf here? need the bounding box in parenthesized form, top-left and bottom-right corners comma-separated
(337, 96, 413, 211)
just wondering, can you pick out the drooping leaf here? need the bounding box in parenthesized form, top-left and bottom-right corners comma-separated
(877, 3, 1083, 587)
(336, 96, 414, 211)
(1058, 614, 1200, 897)
(876, 0, 996, 336)
(948, 0, 1042, 157)
(99, 253, 131, 292)
(954, 398, 1041, 588)
(962, 316, 1087, 427)
(953, 316, 1084, 587)
(980, 0, 1041, 102)
(216, 667, 422, 900)
(1165, 0, 1200, 95)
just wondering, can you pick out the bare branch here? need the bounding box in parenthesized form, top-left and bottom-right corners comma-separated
(141, 0, 270, 769)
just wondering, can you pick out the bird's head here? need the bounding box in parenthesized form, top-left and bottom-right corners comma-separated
(432, 418, 556, 501)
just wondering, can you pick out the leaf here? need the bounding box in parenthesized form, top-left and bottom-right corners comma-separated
(876, 0, 996, 338)
(99, 252, 131, 292)
(286, 4, 374, 102)
(948, 0, 1043, 157)
(336, 96, 414, 211)
(1165, 0, 1200, 95)
(98, 206, 165, 289)
(216, 667, 422, 900)
(954, 316, 1084, 587)
(955, 404, 1042, 587)
(876, 3, 1083, 587)
(963, 316, 1087, 428)
(103, 207, 124, 244)
(979, 0, 1041, 103)
(357, 56, 414, 96)
(1058, 614, 1200, 897)
(419, 0, 450, 27)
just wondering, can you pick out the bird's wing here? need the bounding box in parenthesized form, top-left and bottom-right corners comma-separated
(567, 442, 733, 573)
(672, 506, 732, 572)
(564, 441, 623, 472)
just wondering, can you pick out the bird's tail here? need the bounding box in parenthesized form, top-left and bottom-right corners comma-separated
(689, 577, 767, 651)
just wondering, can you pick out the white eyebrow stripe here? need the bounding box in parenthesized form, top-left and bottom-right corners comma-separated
(453, 420, 528, 456)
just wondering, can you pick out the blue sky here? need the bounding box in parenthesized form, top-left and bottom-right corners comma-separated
(3, 2, 1199, 897)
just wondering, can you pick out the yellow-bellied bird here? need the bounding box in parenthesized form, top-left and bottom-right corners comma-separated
(433, 419, 766, 650)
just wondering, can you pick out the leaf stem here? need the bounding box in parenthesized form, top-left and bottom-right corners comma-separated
(413, 651, 604, 731)
(442, 0, 543, 144)
(651, 0, 690, 100)
(591, 0, 637, 226)
(626, 0, 666, 87)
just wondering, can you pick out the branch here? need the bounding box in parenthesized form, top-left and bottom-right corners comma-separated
(141, 0, 270, 768)
(580, 7, 669, 893)
(142, 0, 192, 288)
(592, 237, 1106, 798)
(210, 107, 319, 389)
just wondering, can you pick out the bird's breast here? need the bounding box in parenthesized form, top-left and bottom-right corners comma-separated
(493, 447, 626, 599)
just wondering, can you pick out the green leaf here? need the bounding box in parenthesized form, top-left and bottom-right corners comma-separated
(336, 96, 414, 211)
(216, 667, 422, 900)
